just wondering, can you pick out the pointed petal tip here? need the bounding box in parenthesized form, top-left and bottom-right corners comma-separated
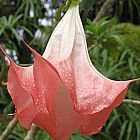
(22, 38, 33, 51)
(22, 38, 42, 59)
(0, 46, 7, 56)
(129, 78, 140, 83)
(0, 46, 13, 63)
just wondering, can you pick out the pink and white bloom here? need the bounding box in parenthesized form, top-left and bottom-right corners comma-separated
(1, 3, 139, 140)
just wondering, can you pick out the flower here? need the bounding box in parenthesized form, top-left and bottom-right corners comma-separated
(1, 3, 139, 140)
(42, 1, 140, 114)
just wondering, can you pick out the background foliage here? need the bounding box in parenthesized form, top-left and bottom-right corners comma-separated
(0, 0, 140, 140)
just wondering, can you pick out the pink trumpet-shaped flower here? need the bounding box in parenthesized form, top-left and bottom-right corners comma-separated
(42, 5, 139, 115)
(1, 4, 139, 140)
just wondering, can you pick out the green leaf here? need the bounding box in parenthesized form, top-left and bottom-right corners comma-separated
(136, 123, 140, 140)
(11, 15, 23, 27)
(119, 120, 128, 140)
(20, 26, 33, 37)
(126, 122, 133, 140)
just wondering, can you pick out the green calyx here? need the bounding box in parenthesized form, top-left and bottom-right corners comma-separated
(71, 0, 83, 5)
(61, 0, 82, 12)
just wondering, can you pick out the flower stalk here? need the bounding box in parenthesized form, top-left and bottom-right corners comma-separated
(24, 124, 39, 140)
(0, 118, 18, 140)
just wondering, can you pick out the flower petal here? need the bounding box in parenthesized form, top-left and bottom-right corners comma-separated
(43, 5, 139, 116)
(79, 88, 128, 134)
(0, 47, 36, 129)
(22, 42, 80, 139)
(1, 47, 58, 136)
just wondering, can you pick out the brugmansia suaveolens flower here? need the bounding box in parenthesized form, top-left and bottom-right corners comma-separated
(1, 3, 140, 140)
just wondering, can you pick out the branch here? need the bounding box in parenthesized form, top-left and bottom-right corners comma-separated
(0, 82, 7, 86)
(123, 99, 140, 106)
(24, 124, 39, 140)
(93, 0, 115, 24)
(0, 118, 18, 140)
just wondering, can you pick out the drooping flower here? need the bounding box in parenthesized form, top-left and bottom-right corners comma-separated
(42, 3, 139, 115)
(1, 2, 139, 140)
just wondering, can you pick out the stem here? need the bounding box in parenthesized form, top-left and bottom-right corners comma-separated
(123, 99, 140, 106)
(0, 118, 18, 140)
(0, 82, 7, 86)
(72, 0, 82, 5)
(24, 124, 39, 140)
(93, 0, 115, 24)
